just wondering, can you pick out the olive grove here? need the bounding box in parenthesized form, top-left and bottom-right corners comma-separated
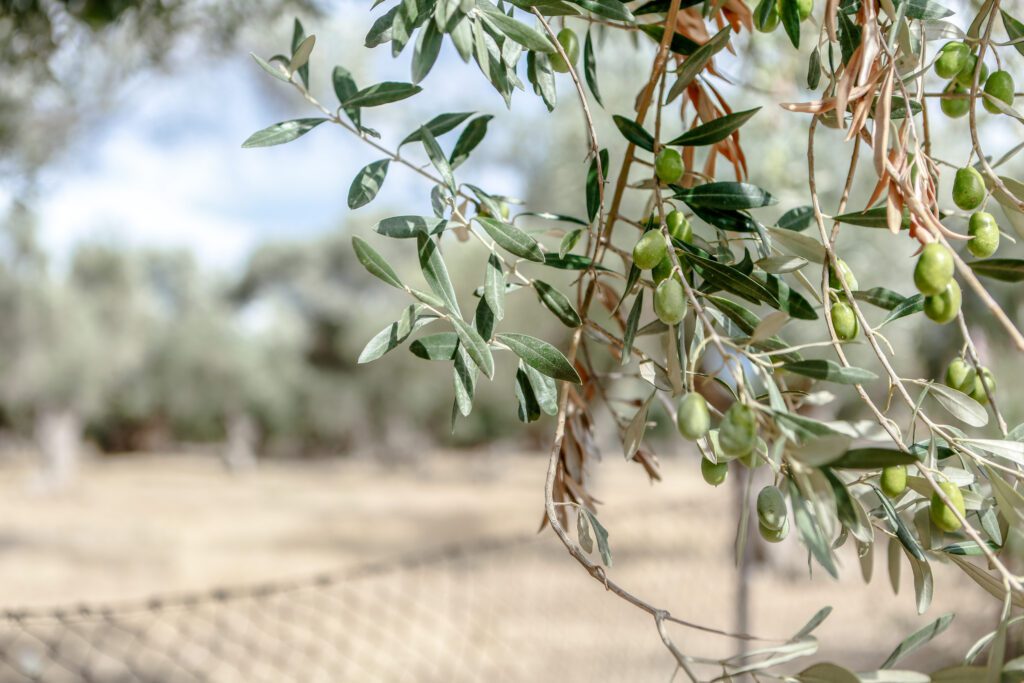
(244, 0, 1024, 678)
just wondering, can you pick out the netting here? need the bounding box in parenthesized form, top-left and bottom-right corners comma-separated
(0, 502, 704, 683)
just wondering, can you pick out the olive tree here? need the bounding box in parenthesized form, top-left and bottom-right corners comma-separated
(244, 4, 1024, 678)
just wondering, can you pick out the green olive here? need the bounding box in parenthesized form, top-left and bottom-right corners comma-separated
(954, 54, 989, 87)
(953, 166, 986, 211)
(548, 28, 580, 74)
(759, 516, 789, 543)
(753, 0, 780, 32)
(756, 485, 787, 531)
(830, 301, 858, 341)
(654, 277, 687, 325)
(983, 70, 1015, 114)
(940, 81, 970, 119)
(701, 457, 728, 486)
(828, 258, 858, 292)
(930, 480, 966, 533)
(880, 465, 908, 498)
(935, 42, 970, 79)
(913, 243, 954, 296)
(632, 230, 667, 270)
(924, 280, 961, 324)
(666, 210, 692, 243)
(652, 255, 674, 284)
(967, 211, 1000, 258)
(677, 393, 711, 441)
(969, 367, 995, 404)
(719, 403, 757, 458)
(655, 148, 684, 185)
(777, 0, 812, 21)
(945, 358, 975, 393)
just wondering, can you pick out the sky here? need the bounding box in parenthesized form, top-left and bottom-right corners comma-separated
(16, 2, 534, 273)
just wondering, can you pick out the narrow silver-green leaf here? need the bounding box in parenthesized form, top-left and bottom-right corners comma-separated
(485, 253, 505, 321)
(476, 216, 545, 262)
(241, 118, 328, 148)
(352, 236, 403, 289)
(348, 159, 390, 209)
(417, 233, 461, 316)
(533, 280, 582, 327)
(497, 333, 581, 383)
(451, 315, 494, 379)
(342, 81, 423, 108)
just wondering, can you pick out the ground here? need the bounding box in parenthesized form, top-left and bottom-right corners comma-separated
(0, 450, 999, 681)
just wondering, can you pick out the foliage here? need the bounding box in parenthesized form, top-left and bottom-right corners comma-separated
(245, 1, 1024, 678)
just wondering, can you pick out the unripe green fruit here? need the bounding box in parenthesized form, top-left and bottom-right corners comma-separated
(655, 148, 684, 184)
(830, 301, 858, 341)
(654, 277, 687, 325)
(913, 243, 954, 296)
(930, 481, 965, 533)
(719, 403, 757, 458)
(880, 465, 908, 498)
(945, 358, 975, 393)
(940, 82, 970, 118)
(935, 42, 970, 79)
(677, 393, 711, 441)
(666, 210, 692, 243)
(924, 280, 961, 324)
(968, 211, 1000, 257)
(633, 230, 667, 270)
(759, 516, 789, 543)
(969, 367, 995, 404)
(953, 167, 986, 211)
(828, 258, 858, 292)
(756, 485, 787, 531)
(954, 54, 989, 87)
(753, 0, 780, 32)
(983, 70, 1015, 114)
(701, 457, 728, 486)
(652, 255, 674, 284)
(548, 28, 580, 74)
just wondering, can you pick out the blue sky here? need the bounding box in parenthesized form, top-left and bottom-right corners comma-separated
(17, 3, 534, 272)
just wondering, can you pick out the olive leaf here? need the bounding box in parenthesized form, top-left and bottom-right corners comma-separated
(582, 508, 612, 566)
(830, 448, 919, 469)
(352, 236, 403, 289)
(586, 149, 609, 223)
(666, 107, 760, 146)
(375, 215, 447, 239)
(834, 206, 910, 230)
(450, 316, 494, 379)
(576, 507, 594, 553)
(497, 333, 581, 383)
(359, 308, 438, 363)
(675, 182, 777, 210)
(241, 118, 328, 148)
(583, 29, 603, 107)
(853, 287, 908, 311)
(880, 614, 956, 669)
(478, 6, 554, 52)
(665, 26, 732, 104)
(612, 115, 655, 152)
(623, 393, 654, 460)
(476, 217, 545, 262)
(881, 294, 924, 326)
(417, 233, 461, 316)
(777, 206, 815, 231)
(533, 280, 582, 327)
(342, 81, 423, 108)
(449, 115, 493, 168)
(514, 364, 541, 422)
(348, 159, 390, 209)
(399, 112, 474, 148)
(781, 360, 877, 385)
(484, 254, 506, 322)
(621, 291, 644, 366)
(410, 332, 459, 360)
(968, 259, 1024, 283)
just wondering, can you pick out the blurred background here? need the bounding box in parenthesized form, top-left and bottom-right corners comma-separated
(0, 0, 1022, 680)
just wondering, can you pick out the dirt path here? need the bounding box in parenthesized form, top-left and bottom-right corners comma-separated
(0, 451, 997, 680)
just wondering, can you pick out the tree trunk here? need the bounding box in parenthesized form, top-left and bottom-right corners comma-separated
(33, 408, 82, 490)
(223, 412, 258, 472)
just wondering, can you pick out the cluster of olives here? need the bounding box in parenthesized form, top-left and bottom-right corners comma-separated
(677, 394, 762, 482)
(632, 210, 693, 325)
(752, 0, 813, 32)
(879, 464, 966, 533)
(945, 357, 996, 404)
(913, 243, 961, 324)
(827, 258, 859, 341)
(935, 42, 1015, 118)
